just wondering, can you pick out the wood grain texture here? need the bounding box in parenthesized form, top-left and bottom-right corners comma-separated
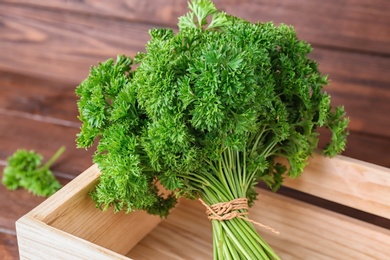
(16, 164, 163, 259)
(0, 114, 94, 177)
(1, 1, 389, 138)
(16, 216, 130, 260)
(0, 232, 19, 260)
(317, 129, 390, 168)
(0, 165, 70, 260)
(282, 154, 390, 219)
(252, 190, 390, 260)
(0, 70, 80, 123)
(3, 0, 390, 54)
(0, 4, 151, 84)
(311, 48, 390, 138)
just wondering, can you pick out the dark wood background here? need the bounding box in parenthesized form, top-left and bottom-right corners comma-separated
(1, 1, 389, 258)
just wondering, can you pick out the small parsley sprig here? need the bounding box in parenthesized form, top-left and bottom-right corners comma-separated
(75, 0, 348, 259)
(2, 147, 65, 197)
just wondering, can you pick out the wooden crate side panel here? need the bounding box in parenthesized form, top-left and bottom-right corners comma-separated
(16, 216, 130, 260)
(25, 164, 162, 255)
(27, 164, 101, 221)
(282, 154, 390, 219)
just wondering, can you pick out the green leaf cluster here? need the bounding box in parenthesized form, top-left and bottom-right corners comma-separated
(75, 0, 348, 219)
(2, 147, 64, 197)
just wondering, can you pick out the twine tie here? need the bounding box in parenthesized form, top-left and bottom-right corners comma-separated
(199, 197, 279, 234)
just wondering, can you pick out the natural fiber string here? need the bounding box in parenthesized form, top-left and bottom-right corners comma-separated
(199, 197, 280, 234)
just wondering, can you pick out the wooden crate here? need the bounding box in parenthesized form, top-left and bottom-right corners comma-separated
(16, 154, 390, 259)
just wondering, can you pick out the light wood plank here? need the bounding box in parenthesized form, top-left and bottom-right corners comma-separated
(255, 190, 390, 259)
(16, 216, 130, 260)
(128, 190, 390, 259)
(283, 153, 390, 219)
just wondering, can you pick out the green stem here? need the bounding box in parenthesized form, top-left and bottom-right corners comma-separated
(41, 146, 66, 170)
(221, 220, 258, 259)
(234, 217, 279, 259)
(250, 125, 267, 156)
(188, 142, 280, 259)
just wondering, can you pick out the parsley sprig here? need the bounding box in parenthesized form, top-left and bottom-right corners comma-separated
(76, 0, 348, 258)
(2, 147, 64, 197)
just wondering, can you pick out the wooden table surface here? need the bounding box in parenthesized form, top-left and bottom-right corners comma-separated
(1, 1, 389, 259)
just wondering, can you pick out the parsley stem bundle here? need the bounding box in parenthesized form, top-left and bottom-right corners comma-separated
(190, 147, 280, 259)
(75, 0, 348, 259)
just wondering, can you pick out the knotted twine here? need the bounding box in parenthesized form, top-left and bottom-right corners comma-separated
(199, 197, 280, 234)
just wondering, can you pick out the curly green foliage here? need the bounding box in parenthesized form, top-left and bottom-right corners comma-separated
(2, 147, 64, 197)
(75, 0, 348, 218)
(76, 55, 177, 216)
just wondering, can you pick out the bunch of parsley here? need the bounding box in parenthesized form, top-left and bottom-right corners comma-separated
(76, 0, 348, 259)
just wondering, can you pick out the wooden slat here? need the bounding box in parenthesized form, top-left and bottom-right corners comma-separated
(0, 165, 72, 259)
(0, 114, 94, 177)
(0, 70, 79, 123)
(3, 0, 390, 55)
(312, 48, 390, 138)
(255, 190, 390, 259)
(2, 2, 390, 79)
(317, 129, 390, 168)
(0, 231, 19, 260)
(0, 166, 45, 231)
(2, 45, 390, 140)
(0, 4, 151, 84)
(1, 2, 389, 140)
(127, 199, 213, 260)
(221, 0, 390, 55)
(0, 164, 71, 234)
(282, 153, 390, 219)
